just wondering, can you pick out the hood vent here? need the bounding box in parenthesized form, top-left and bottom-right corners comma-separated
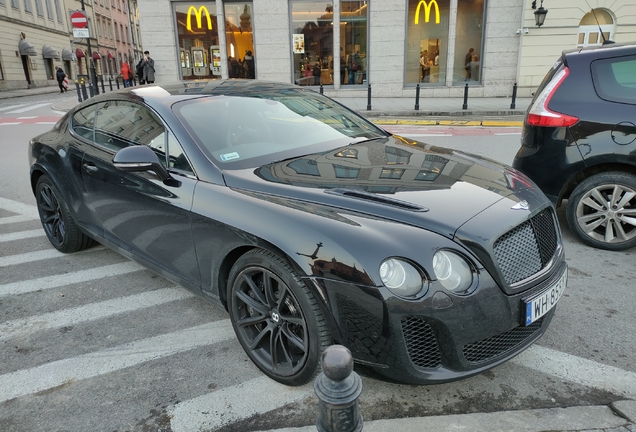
(327, 189, 429, 212)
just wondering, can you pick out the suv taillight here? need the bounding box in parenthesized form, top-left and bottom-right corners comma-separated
(526, 67, 579, 127)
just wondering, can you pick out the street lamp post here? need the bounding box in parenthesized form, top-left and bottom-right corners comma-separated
(80, 0, 99, 95)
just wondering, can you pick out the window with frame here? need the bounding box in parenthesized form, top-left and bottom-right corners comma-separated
(333, 164, 359, 179)
(340, 1, 368, 86)
(577, 9, 614, 47)
(288, 159, 320, 176)
(290, 2, 334, 87)
(115, 22, 120, 41)
(44, 0, 52, 19)
(0, 0, 5, 6)
(11, 0, 19, 8)
(23, 0, 32, 13)
(406, 0, 449, 85)
(34, 0, 42, 16)
(54, 0, 62, 22)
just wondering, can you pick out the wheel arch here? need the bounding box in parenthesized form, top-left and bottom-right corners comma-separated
(215, 242, 342, 344)
(558, 162, 636, 206)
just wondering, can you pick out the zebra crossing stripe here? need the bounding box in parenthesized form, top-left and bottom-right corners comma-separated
(0, 214, 39, 225)
(0, 261, 143, 298)
(5, 102, 52, 114)
(0, 197, 39, 218)
(170, 376, 315, 432)
(0, 320, 234, 403)
(0, 104, 27, 112)
(0, 246, 105, 268)
(0, 287, 195, 341)
(0, 229, 45, 243)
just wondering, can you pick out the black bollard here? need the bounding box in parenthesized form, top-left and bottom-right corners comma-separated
(414, 83, 420, 110)
(100, 76, 106, 93)
(116, 78, 120, 89)
(314, 345, 363, 432)
(81, 80, 89, 100)
(320, 84, 324, 95)
(109, 77, 113, 91)
(462, 83, 469, 110)
(75, 80, 82, 103)
(510, 82, 518, 109)
(366, 84, 372, 111)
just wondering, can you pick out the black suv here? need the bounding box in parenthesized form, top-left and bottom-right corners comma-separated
(513, 43, 636, 251)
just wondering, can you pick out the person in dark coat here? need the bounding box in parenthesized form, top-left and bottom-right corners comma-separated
(243, 50, 255, 79)
(55, 67, 67, 93)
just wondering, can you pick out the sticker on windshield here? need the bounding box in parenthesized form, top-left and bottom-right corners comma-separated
(220, 152, 240, 161)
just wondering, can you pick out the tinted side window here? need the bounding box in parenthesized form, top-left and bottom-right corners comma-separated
(591, 55, 636, 105)
(94, 101, 166, 152)
(71, 104, 99, 139)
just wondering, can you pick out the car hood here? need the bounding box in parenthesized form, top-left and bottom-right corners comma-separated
(222, 137, 539, 239)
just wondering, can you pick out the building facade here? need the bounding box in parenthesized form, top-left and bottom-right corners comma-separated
(0, 0, 73, 90)
(0, 0, 143, 91)
(517, 0, 636, 97)
(137, 0, 526, 98)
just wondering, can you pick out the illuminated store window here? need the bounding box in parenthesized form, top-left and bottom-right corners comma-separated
(224, 2, 256, 79)
(453, 0, 485, 85)
(406, 0, 449, 85)
(340, 1, 367, 86)
(291, 2, 334, 87)
(174, 2, 220, 80)
(577, 9, 614, 47)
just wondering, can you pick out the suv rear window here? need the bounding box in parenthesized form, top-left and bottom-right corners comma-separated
(591, 55, 636, 105)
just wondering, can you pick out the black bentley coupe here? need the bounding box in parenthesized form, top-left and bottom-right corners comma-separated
(29, 80, 567, 386)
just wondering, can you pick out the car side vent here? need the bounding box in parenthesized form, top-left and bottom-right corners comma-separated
(327, 189, 429, 212)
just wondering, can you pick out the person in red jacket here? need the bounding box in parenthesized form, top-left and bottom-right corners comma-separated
(120, 61, 133, 87)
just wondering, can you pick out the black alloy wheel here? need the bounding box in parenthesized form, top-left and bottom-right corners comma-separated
(228, 249, 330, 386)
(566, 171, 636, 251)
(36, 175, 94, 253)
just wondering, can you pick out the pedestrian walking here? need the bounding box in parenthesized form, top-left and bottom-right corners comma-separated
(120, 61, 133, 87)
(55, 67, 67, 93)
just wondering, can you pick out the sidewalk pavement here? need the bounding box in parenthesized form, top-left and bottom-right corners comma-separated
(1, 84, 529, 125)
(4, 85, 633, 432)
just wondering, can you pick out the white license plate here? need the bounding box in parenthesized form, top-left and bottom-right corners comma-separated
(523, 269, 567, 326)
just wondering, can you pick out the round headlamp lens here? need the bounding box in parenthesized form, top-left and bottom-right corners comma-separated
(379, 258, 424, 297)
(433, 250, 473, 293)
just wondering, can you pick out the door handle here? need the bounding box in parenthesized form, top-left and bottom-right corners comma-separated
(83, 163, 98, 174)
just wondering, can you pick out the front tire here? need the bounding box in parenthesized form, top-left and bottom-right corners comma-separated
(36, 175, 94, 253)
(227, 249, 331, 386)
(566, 171, 636, 251)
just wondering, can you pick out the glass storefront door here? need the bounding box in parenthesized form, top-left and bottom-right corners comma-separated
(453, 0, 485, 84)
(406, 0, 450, 85)
(290, 1, 334, 87)
(174, 2, 220, 80)
(224, 2, 256, 78)
(340, 1, 368, 86)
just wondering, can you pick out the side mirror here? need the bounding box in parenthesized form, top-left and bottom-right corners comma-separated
(113, 145, 170, 182)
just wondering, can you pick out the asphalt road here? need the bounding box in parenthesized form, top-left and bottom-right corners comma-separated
(1, 94, 635, 432)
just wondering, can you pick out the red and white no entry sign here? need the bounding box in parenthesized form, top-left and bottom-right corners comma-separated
(70, 11, 88, 28)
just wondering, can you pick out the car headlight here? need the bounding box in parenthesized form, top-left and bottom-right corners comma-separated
(432, 250, 473, 294)
(379, 258, 425, 298)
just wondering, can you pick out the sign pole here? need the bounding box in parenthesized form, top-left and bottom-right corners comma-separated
(79, 0, 99, 95)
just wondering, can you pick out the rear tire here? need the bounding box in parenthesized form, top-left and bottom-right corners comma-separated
(227, 249, 331, 386)
(36, 175, 94, 253)
(566, 171, 636, 251)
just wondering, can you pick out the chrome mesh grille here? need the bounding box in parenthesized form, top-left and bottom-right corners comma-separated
(493, 208, 557, 285)
(401, 317, 442, 369)
(463, 319, 544, 364)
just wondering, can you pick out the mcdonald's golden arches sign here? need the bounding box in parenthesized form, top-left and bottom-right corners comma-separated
(187, 5, 213, 31)
(414, 0, 440, 24)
